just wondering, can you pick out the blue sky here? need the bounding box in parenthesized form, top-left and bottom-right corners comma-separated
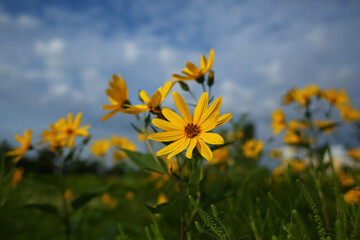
(1, 0, 360, 150)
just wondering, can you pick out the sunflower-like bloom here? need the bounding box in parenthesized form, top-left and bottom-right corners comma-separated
(314, 119, 335, 134)
(6, 129, 32, 163)
(90, 139, 110, 156)
(348, 148, 360, 161)
(340, 105, 360, 122)
(323, 88, 349, 107)
(128, 81, 176, 115)
(11, 167, 24, 188)
(344, 189, 360, 204)
(242, 139, 263, 158)
(294, 85, 319, 106)
(148, 91, 232, 161)
(271, 109, 286, 135)
(172, 49, 214, 81)
(101, 74, 142, 121)
(282, 88, 298, 105)
(58, 112, 91, 148)
(40, 119, 68, 151)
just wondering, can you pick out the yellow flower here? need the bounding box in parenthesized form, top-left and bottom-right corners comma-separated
(90, 139, 110, 156)
(228, 131, 244, 141)
(172, 49, 214, 81)
(282, 88, 298, 105)
(348, 148, 360, 161)
(323, 88, 349, 107)
(113, 151, 127, 163)
(338, 172, 355, 186)
(102, 193, 117, 208)
(269, 148, 283, 159)
(148, 91, 232, 161)
(126, 191, 135, 200)
(137, 132, 146, 141)
(58, 112, 90, 148)
(110, 136, 136, 151)
(340, 105, 360, 122)
(294, 85, 319, 106)
(156, 193, 168, 205)
(344, 189, 360, 204)
(11, 168, 24, 188)
(64, 189, 73, 200)
(287, 120, 308, 131)
(209, 147, 229, 165)
(272, 166, 284, 178)
(6, 129, 32, 163)
(128, 81, 176, 115)
(314, 120, 335, 134)
(271, 109, 286, 135)
(40, 119, 67, 151)
(242, 139, 263, 158)
(289, 160, 306, 172)
(101, 74, 143, 121)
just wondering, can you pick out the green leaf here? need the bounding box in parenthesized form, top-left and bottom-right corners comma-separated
(23, 203, 60, 218)
(71, 186, 109, 210)
(145, 113, 151, 128)
(130, 123, 143, 134)
(122, 149, 166, 174)
(144, 197, 187, 215)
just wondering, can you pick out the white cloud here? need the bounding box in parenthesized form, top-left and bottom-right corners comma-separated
(35, 38, 65, 56)
(17, 15, 39, 28)
(123, 41, 139, 63)
(254, 60, 283, 85)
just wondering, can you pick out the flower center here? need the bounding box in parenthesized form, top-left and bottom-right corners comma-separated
(185, 123, 200, 138)
(66, 128, 74, 135)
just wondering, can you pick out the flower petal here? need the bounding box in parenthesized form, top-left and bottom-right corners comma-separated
(156, 137, 187, 156)
(139, 90, 151, 104)
(172, 91, 192, 123)
(200, 54, 207, 70)
(193, 92, 208, 124)
(151, 90, 162, 107)
(204, 49, 214, 73)
(201, 132, 224, 145)
(201, 113, 219, 132)
(160, 81, 177, 102)
(186, 62, 200, 75)
(216, 113, 233, 128)
(162, 108, 186, 128)
(101, 109, 123, 122)
(196, 138, 213, 161)
(186, 138, 197, 159)
(147, 131, 184, 142)
(199, 96, 222, 125)
(168, 137, 190, 159)
(152, 118, 180, 131)
(171, 74, 194, 81)
(74, 112, 82, 128)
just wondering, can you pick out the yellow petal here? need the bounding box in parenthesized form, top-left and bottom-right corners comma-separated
(151, 90, 162, 107)
(196, 138, 213, 161)
(186, 62, 201, 75)
(186, 138, 197, 159)
(156, 137, 187, 156)
(101, 109, 122, 121)
(172, 91, 192, 123)
(160, 81, 177, 101)
(162, 108, 186, 128)
(102, 105, 120, 110)
(200, 54, 207, 70)
(67, 113, 74, 125)
(193, 92, 208, 124)
(147, 131, 184, 142)
(139, 90, 151, 104)
(74, 112, 82, 128)
(171, 74, 194, 81)
(201, 113, 219, 132)
(152, 118, 180, 131)
(168, 137, 190, 159)
(200, 133, 224, 145)
(204, 49, 214, 73)
(199, 97, 222, 125)
(216, 113, 233, 128)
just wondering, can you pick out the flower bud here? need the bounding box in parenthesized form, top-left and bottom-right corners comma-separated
(179, 81, 190, 91)
(207, 70, 214, 87)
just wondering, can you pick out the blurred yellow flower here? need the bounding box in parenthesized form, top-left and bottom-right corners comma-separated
(137, 132, 146, 142)
(272, 166, 284, 179)
(287, 120, 308, 131)
(344, 189, 360, 204)
(269, 148, 283, 159)
(271, 109, 286, 135)
(102, 193, 117, 208)
(101, 74, 143, 121)
(11, 167, 24, 188)
(59, 112, 90, 148)
(172, 49, 214, 81)
(340, 105, 360, 122)
(283, 130, 301, 144)
(90, 139, 110, 156)
(156, 193, 168, 205)
(6, 129, 32, 163)
(242, 139, 263, 158)
(338, 172, 355, 186)
(348, 148, 360, 161)
(282, 88, 298, 105)
(64, 189, 73, 200)
(148, 91, 232, 161)
(113, 151, 127, 164)
(294, 85, 319, 106)
(128, 81, 176, 115)
(323, 88, 349, 107)
(126, 191, 135, 200)
(209, 147, 229, 165)
(228, 131, 244, 141)
(111, 136, 136, 151)
(289, 160, 306, 172)
(40, 120, 67, 151)
(314, 120, 335, 134)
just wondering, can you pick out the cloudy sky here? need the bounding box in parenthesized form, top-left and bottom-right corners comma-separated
(1, 0, 360, 149)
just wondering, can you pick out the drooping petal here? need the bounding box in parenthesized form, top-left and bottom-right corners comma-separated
(139, 90, 151, 104)
(162, 108, 186, 128)
(185, 62, 201, 75)
(101, 109, 123, 122)
(150, 91, 162, 107)
(160, 81, 177, 101)
(156, 137, 187, 156)
(200, 132, 224, 145)
(199, 97, 222, 125)
(168, 137, 190, 159)
(193, 92, 209, 124)
(186, 138, 197, 159)
(147, 131, 184, 142)
(216, 113, 233, 128)
(172, 91, 192, 123)
(196, 138, 213, 161)
(152, 118, 180, 131)
(102, 105, 120, 110)
(171, 74, 194, 81)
